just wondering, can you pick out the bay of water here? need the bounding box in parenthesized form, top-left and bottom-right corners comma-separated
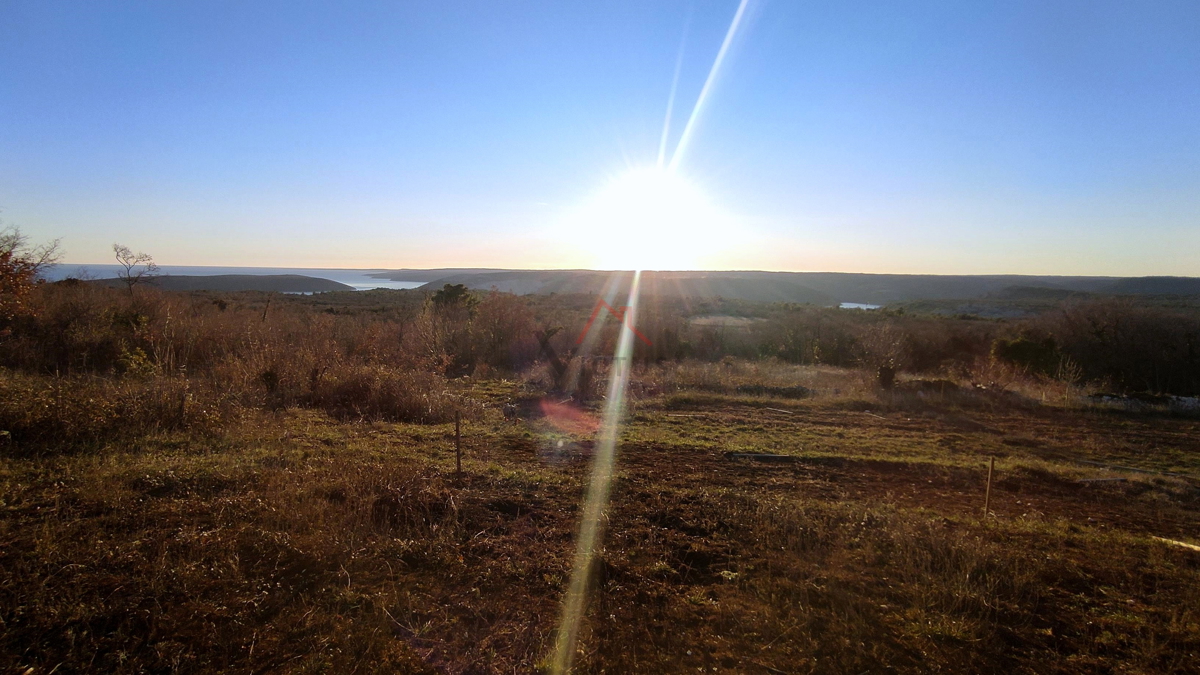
(46, 265, 424, 291)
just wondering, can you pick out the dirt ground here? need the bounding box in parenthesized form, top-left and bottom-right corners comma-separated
(3, 382, 1199, 673)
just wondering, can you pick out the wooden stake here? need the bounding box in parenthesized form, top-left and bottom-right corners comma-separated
(983, 456, 995, 519)
(455, 410, 462, 476)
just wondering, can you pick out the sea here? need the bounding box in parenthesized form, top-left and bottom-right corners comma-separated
(45, 265, 424, 291)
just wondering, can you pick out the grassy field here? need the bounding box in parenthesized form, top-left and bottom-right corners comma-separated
(2, 362, 1198, 674)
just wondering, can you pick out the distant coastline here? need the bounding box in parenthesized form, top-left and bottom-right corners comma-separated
(48, 265, 425, 291)
(86, 274, 357, 294)
(44, 265, 1200, 309)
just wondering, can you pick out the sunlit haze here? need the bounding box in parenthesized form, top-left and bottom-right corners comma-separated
(3, 1, 1199, 274)
(560, 168, 736, 270)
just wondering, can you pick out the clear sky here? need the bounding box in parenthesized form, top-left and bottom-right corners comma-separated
(2, 1, 1198, 274)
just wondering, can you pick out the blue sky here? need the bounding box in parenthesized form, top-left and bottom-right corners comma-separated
(2, 1, 1197, 274)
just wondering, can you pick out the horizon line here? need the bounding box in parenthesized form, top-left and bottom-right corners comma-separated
(49, 262, 1200, 280)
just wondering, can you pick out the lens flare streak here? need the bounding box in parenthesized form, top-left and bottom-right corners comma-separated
(550, 271, 642, 674)
(552, 2, 752, 669)
(657, 14, 691, 170)
(668, 0, 751, 172)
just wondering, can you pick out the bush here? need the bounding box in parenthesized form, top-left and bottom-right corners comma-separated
(991, 336, 1061, 376)
(307, 365, 461, 423)
(0, 226, 60, 334)
(1031, 301, 1200, 395)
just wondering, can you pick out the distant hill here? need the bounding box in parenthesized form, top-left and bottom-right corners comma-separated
(74, 268, 1200, 305)
(374, 269, 1160, 305)
(991, 286, 1093, 301)
(89, 275, 354, 293)
(1103, 277, 1200, 296)
(786, 273, 1117, 304)
(404, 270, 832, 304)
(367, 268, 513, 283)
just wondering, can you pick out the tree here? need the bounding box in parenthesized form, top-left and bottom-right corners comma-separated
(430, 283, 477, 313)
(113, 243, 158, 296)
(472, 290, 537, 368)
(859, 322, 905, 389)
(417, 284, 479, 376)
(1, 226, 61, 330)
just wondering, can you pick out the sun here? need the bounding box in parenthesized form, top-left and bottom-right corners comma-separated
(563, 167, 731, 270)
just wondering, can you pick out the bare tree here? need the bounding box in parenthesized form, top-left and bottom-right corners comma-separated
(1, 226, 60, 277)
(1, 226, 61, 326)
(113, 243, 158, 296)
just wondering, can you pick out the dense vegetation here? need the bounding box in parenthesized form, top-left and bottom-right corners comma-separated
(2, 267, 1198, 454)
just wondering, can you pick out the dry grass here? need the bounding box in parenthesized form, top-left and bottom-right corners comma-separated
(0, 371, 234, 450)
(633, 358, 874, 399)
(3, 368, 1199, 673)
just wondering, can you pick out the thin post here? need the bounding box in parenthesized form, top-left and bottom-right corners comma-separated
(983, 456, 995, 519)
(455, 410, 462, 476)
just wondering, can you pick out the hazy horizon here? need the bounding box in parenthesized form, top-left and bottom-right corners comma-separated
(37, 260, 1200, 280)
(46, 256, 1200, 278)
(4, 1, 1199, 275)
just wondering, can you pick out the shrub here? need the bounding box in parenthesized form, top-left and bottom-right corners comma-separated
(1032, 300, 1200, 395)
(991, 336, 1061, 376)
(0, 227, 60, 335)
(471, 290, 538, 370)
(307, 365, 461, 423)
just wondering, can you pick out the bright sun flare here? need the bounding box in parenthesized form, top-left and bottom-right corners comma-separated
(565, 167, 731, 270)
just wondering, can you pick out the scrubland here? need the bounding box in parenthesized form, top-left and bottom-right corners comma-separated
(1, 281, 1199, 673)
